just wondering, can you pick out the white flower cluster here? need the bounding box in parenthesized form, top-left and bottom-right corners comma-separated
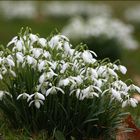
(44, 1, 112, 18)
(124, 5, 140, 23)
(0, 31, 139, 109)
(62, 17, 138, 49)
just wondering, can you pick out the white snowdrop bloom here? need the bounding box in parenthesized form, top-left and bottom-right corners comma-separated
(122, 100, 128, 108)
(48, 35, 59, 48)
(46, 86, 64, 97)
(10, 70, 16, 77)
(119, 65, 127, 74)
(6, 58, 15, 67)
(87, 68, 98, 78)
(38, 38, 47, 47)
(0, 74, 3, 80)
(60, 63, 68, 73)
(29, 34, 38, 43)
(16, 52, 24, 63)
(96, 66, 107, 76)
(26, 55, 35, 65)
(70, 75, 83, 85)
(34, 100, 41, 109)
(29, 99, 44, 109)
(46, 69, 58, 79)
(64, 42, 72, 54)
(39, 73, 46, 84)
(108, 68, 118, 78)
(35, 100, 44, 109)
(129, 84, 140, 93)
(43, 51, 51, 58)
(32, 48, 42, 58)
(81, 86, 93, 100)
(17, 93, 29, 100)
(113, 64, 119, 70)
(35, 92, 45, 101)
(16, 40, 23, 51)
(0, 91, 4, 100)
(111, 88, 122, 101)
(38, 61, 45, 72)
(59, 78, 70, 86)
(130, 98, 138, 107)
(82, 50, 96, 64)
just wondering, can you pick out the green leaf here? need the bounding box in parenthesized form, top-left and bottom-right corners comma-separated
(83, 118, 98, 124)
(54, 130, 65, 140)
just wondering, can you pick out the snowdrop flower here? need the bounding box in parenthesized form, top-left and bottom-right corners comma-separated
(122, 98, 138, 108)
(82, 50, 96, 64)
(111, 88, 122, 101)
(108, 68, 118, 78)
(38, 38, 47, 47)
(60, 63, 68, 73)
(119, 65, 127, 74)
(43, 51, 51, 58)
(6, 58, 15, 67)
(26, 55, 35, 65)
(48, 35, 60, 48)
(130, 98, 138, 107)
(38, 60, 46, 72)
(16, 40, 23, 51)
(28, 92, 45, 108)
(45, 86, 64, 96)
(16, 52, 24, 63)
(39, 73, 46, 84)
(32, 48, 42, 58)
(17, 93, 30, 100)
(129, 84, 140, 93)
(59, 78, 70, 86)
(29, 34, 38, 43)
(46, 68, 58, 79)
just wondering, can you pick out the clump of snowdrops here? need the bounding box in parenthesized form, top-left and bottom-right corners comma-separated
(0, 28, 139, 139)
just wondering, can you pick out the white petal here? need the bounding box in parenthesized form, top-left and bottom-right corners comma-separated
(111, 88, 122, 101)
(108, 68, 118, 78)
(119, 65, 127, 74)
(35, 101, 40, 109)
(55, 87, 65, 94)
(29, 34, 38, 43)
(16, 52, 24, 63)
(10, 70, 16, 77)
(39, 38, 47, 47)
(39, 73, 45, 84)
(36, 92, 45, 100)
(46, 88, 52, 97)
(38, 61, 45, 72)
(130, 98, 137, 107)
(91, 92, 99, 97)
(122, 100, 128, 108)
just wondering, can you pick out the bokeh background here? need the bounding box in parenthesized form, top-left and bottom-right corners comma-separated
(1, 0, 140, 126)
